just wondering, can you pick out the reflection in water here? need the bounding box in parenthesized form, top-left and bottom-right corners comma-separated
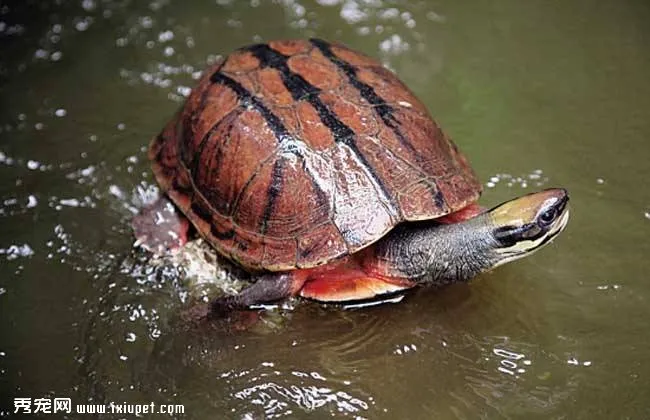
(493, 347, 530, 376)
(229, 365, 370, 416)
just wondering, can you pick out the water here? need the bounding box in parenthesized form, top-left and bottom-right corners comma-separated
(1, 0, 649, 418)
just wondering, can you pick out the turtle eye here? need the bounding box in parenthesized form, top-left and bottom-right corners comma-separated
(538, 208, 556, 226)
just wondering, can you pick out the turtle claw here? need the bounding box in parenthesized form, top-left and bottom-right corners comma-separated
(133, 236, 146, 249)
(132, 197, 190, 254)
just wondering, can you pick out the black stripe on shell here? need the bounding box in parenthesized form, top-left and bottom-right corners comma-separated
(210, 72, 291, 143)
(260, 159, 285, 234)
(310, 38, 447, 212)
(309, 39, 417, 155)
(244, 43, 399, 217)
(209, 71, 330, 233)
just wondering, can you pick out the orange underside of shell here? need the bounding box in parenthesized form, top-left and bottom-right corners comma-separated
(293, 254, 417, 302)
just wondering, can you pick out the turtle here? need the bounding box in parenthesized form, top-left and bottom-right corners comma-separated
(133, 39, 570, 316)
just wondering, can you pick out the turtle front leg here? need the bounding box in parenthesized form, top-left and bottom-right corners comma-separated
(132, 196, 190, 254)
(209, 272, 308, 315)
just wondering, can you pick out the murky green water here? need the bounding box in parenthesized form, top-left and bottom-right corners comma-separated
(1, 0, 650, 418)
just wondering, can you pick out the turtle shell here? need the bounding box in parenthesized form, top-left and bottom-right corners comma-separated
(149, 39, 481, 271)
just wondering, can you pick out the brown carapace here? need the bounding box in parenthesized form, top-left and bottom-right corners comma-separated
(149, 38, 481, 275)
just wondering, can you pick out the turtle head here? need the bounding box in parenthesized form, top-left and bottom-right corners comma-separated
(364, 188, 569, 287)
(487, 188, 569, 267)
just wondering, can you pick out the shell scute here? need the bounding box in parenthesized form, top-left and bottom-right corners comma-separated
(268, 39, 311, 56)
(192, 109, 276, 216)
(256, 68, 294, 106)
(287, 54, 342, 92)
(295, 102, 337, 150)
(221, 50, 259, 73)
(296, 222, 348, 268)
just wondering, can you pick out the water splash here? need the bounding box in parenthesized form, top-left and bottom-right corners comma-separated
(485, 169, 549, 189)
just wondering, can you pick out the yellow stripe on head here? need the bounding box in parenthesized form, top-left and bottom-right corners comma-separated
(487, 188, 569, 264)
